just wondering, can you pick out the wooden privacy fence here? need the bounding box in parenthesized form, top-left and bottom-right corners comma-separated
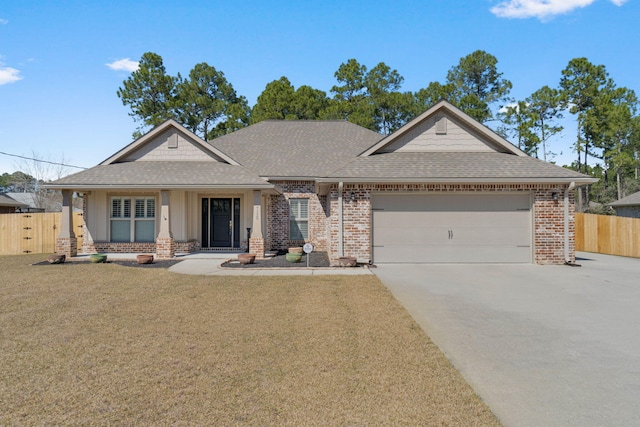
(575, 213, 640, 258)
(0, 212, 84, 255)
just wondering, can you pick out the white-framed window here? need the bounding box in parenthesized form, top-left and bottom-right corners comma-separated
(289, 198, 308, 241)
(110, 196, 156, 242)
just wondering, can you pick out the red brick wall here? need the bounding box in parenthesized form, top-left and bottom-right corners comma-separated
(326, 183, 575, 265)
(266, 181, 328, 251)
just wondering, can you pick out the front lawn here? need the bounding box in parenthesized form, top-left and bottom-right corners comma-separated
(0, 255, 500, 425)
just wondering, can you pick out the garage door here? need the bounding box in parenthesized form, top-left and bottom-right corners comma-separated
(372, 193, 532, 263)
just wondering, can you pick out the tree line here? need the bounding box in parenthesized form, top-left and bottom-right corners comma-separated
(118, 51, 639, 210)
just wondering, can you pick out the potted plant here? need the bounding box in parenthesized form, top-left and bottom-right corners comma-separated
(336, 256, 357, 267)
(90, 253, 107, 263)
(285, 252, 302, 263)
(47, 254, 66, 264)
(237, 253, 256, 264)
(136, 254, 154, 264)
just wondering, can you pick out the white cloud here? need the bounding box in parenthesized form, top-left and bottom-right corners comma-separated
(106, 58, 139, 72)
(491, 0, 627, 20)
(0, 18, 8, 25)
(0, 66, 22, 85)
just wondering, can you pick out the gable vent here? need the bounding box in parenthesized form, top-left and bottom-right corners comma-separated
(168, 133, 178, 149)
(435, 117, 447, 135)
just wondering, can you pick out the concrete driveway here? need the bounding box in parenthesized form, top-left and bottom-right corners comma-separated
(374, 252, 640, 427)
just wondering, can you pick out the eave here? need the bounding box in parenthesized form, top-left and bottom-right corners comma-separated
(315, 177, 599, 185)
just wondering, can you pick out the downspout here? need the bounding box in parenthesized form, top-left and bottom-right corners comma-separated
(338, 182, 344, 257)
(564, 182, 576, 265)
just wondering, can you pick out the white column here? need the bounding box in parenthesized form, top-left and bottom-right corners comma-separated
(252, 190, 263, 238)
(158, 190, 172, 239)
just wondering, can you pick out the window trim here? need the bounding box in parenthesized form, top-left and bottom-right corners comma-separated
(110, 196, 156, 243)
(289, 198, 309, 241)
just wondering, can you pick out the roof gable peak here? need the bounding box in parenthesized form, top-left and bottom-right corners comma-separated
(100, 119, 239, 166)
(359, 100, 527, 157)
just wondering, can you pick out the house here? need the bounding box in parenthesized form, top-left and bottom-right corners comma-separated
(47, 100, 596, 264)
(609, 191, 640, 218)
(4, 192, 49, 213)
(0, 193, 28, 213)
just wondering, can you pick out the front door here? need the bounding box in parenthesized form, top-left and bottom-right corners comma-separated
(202, 198, 240, 248)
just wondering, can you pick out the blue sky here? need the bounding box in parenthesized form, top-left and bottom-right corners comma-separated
(1, 0, 638, 179)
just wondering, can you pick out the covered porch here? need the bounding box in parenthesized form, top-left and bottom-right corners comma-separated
(54, 185, 279, 260)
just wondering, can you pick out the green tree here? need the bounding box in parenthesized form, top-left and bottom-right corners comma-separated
(559, 57, 610, 173)
(559, 57, 611, 210)
(291, 85, 329, 120)
(445, 50, 512, 123)
(331, 58, 368, 102)
(326, 59, 414, 133)
(365, 63, 413, 134)
(497, 101, 539, 156)
(327, 59, 375, 129)
(590, 87, 639, 199)
(251, 77, 297, 123)
(174, 62, 249, 140)
(527, 86, 563, 161)
(117, 52, 178, 136)
(413, 82, 456, 113)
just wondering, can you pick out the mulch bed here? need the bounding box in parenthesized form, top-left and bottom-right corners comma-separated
(222, 251, 334, 268)
(32, 259, 183, 269)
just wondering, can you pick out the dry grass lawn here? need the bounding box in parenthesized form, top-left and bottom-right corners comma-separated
(0, 255, 500, 426)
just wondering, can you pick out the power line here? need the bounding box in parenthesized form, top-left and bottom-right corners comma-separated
(0, 151, 87, 170)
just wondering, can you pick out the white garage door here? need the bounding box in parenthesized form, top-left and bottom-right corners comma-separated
(372, 193, 532, 263)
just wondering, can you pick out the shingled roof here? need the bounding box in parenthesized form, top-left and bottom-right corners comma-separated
(209, 120, 382, 178)
(609, 191, 640, 207)
(320, 152, 595, 184)
(47, 161, 272, 189)
(0, 193, 28, 208)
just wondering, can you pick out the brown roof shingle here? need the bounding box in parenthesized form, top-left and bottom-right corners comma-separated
(209, 120, 382, 177)
(322, 152, 594, 183)
(47, 161, 271, 189)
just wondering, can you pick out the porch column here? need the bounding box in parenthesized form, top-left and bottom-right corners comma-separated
(156, 190, 175, 259)
(249, 190, 265, 259)
(80, 192, 95, 254)
(55, 189, 77, 257)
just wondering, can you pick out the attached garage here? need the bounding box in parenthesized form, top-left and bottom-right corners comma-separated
(372, 193, 532, 263)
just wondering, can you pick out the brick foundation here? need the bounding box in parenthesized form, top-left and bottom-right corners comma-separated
(155, 237, 176, 259)
(87, 242, 156, 254)
(55, 237, 77, 258)
(249, 237, 265, 259)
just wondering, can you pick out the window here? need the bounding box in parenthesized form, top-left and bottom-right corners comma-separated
(289, 198, 308, 241)
(110, 197, 155, 242)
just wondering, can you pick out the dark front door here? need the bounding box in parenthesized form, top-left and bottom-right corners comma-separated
(202, 198, 240, 248)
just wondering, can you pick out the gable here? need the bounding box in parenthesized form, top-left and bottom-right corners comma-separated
(100, 119, 239, 166)
(380, 112, 496, 153)
(360, 100, 526, 157)
(121, 128, 220, 162)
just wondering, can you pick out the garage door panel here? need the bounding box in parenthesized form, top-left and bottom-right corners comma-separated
(373, 211, 451, 226)
(374, 226, 450, 246)
(372, 193, 532, 263)
(448, 227, 531, 246)
(373, 244, 531, 263)
(373, 193, 530, 212)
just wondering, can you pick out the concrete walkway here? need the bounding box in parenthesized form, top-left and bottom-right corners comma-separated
(373, 252, 640, 427)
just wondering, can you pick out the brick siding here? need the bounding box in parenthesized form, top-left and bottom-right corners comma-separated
(266, 181, 328, 251)
(324, 183, 575, 265)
